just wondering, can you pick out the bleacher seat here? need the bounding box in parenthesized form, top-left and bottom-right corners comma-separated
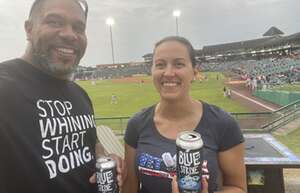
(96, 125, 124, 158)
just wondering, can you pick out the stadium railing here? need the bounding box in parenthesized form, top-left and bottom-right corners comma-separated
(94, 99, 300, 135)
(261, 99, 300, 132)
(232, 99, 300, 132)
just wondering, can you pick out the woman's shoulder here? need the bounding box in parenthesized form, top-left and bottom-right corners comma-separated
(202, 101, 233, 121)
(128, 105, 155, 126)
(201, 102, 243, 151)
(125, 105, 156, 147)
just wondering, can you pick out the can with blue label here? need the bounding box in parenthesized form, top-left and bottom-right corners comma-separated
(96, 156, 119, 193)
(176, 131, 204, 193)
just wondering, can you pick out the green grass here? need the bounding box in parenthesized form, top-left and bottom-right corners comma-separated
(77, 72, 248, 117)
(275, 128, 300, 157)
(77, 73, 300, 155)
(272, 84, 300, 92)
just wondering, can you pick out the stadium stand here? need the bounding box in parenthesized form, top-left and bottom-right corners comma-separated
(73, 27, 300, 82)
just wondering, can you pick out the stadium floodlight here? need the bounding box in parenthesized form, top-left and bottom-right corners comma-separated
(106, 17, 115, 26)
(106, 17, 115, 64)
(173, 10, 181, 17)
(172, 10, 181, 36)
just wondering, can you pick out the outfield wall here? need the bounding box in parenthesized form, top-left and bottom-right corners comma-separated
(254, 90, 300, 106)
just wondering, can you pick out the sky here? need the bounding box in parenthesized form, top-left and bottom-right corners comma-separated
(0, 0, 299, 67)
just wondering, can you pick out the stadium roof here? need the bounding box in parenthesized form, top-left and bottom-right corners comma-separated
(143, 30, 300, 58)
(263, 26, 284, 37)
(142, 53, 153, 58)
(201, 31, 300, 55)
(202, 36, 274, 54)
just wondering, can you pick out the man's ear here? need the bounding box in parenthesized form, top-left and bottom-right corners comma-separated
(24, 20, 33, 41)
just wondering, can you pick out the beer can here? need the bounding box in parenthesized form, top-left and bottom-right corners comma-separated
(176, 131, 204, 193)
(96, 156, 119, 193)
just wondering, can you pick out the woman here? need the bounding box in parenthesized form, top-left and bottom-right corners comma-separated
(123, 36, 246, 193)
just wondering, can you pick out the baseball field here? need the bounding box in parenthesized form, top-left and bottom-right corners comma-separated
(76, 72, 300, 158)
(76, 72, 248, 117)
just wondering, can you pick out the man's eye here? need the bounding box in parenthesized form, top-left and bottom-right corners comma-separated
(73, 24, 85, 34)
(47, 20, 63, 27)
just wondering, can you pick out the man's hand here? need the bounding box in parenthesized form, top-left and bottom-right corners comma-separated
(89, 154, 127, 189)
(172, 176, 209, 193)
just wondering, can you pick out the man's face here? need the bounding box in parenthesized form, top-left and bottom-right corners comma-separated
(26, 0, 87, 79)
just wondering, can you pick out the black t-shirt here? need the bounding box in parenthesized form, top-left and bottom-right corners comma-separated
(124, 103, 244, 193)
(0, 59, 98, 193)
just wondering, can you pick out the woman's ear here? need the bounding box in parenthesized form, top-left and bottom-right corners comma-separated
(193, 68, 199, 80)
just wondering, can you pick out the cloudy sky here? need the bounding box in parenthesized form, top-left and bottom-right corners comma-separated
(0, 0, 299, 66)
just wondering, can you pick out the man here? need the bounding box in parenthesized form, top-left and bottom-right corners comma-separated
(0, 0, 124, 192)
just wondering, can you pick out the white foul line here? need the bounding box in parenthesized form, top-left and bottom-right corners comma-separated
(231, 90, 276, 111)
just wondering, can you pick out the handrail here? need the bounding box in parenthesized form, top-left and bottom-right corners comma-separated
(264, 107, 300, 127)
(272, 99, 300, 114)
(231, 112, 271, 116)
(261, 108, 300, 132)
(94, 99, 300, 120)
(94, 99, 300, 133)
(95, 116, 130, 120)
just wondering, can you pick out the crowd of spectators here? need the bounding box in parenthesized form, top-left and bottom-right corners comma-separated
(199, 52, 300, 90)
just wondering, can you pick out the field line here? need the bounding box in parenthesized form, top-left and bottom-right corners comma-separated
(231, 90, 276, 111)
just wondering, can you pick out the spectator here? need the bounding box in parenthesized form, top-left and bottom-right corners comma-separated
(123, 36, 246, 193)
(0, 1, 125, 192)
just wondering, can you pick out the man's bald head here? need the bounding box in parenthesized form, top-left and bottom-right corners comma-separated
(28, 0, 88, 22)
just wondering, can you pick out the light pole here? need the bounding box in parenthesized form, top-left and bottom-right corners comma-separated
(173, 10, 181, 36)
(106, 17, 115, 64)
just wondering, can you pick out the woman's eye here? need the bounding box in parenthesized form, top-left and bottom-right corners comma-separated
(155, 63, 165, 69)
(175, 62, 185, 67)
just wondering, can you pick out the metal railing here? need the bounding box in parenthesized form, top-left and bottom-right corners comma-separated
(233, 99, 300, 132)
(94, 99, 300, 135)
(261, 99, 300, 132)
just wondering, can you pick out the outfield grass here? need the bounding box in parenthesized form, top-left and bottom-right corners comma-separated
(275, 128, 300, 157)
(77, 72, 249, 117)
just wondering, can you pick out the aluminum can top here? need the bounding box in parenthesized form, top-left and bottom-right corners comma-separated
(96, 156, 116, 170)
(176, 131, 203, 150)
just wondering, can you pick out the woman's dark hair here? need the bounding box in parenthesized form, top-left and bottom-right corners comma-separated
(28, 0, 88, 21)
(153, 36, 196, 67)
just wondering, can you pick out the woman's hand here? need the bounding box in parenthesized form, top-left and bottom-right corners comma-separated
(172, 176, 209, 193)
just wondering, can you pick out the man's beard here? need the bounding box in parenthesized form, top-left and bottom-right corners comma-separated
(31, 45, 80, 80)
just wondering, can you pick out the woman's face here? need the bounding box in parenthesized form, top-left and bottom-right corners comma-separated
(152, 40, 196, 101)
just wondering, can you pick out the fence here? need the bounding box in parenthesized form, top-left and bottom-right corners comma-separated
(254, 90, 300, 106)
(95, 99, 300, 135)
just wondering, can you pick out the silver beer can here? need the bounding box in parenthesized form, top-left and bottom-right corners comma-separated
(176, 131, 204, 193)
(96, 156, 119, 193)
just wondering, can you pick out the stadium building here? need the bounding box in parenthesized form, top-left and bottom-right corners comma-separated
(93, 62, 151, 79)
(74, 27, 300, 82)
(142, 27, 300, 85)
